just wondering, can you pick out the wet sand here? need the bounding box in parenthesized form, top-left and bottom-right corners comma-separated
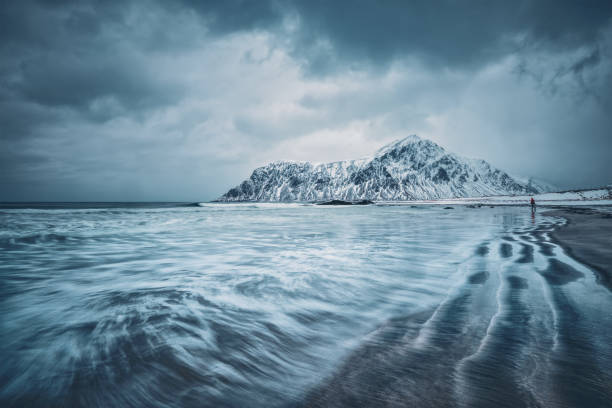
(301, 207, 612, 407)
(546, 207, 612, 292)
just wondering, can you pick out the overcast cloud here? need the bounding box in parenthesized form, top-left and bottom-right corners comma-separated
(1, 0, 611, 201)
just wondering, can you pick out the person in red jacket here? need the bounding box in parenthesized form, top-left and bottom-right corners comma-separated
(530, 197, 536, 213)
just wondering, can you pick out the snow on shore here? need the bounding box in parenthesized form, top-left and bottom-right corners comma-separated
(379, 186, 612, 206)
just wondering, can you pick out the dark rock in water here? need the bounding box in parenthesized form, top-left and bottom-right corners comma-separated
(318, 199, 375, 205)
(318, 200, 353, 206)
(444, 206, 454, 209)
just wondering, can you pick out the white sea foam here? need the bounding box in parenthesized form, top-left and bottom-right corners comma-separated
(1, 204, 610, 407)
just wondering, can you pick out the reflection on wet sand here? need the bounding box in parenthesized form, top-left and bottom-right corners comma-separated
(304, 212, 612, 407)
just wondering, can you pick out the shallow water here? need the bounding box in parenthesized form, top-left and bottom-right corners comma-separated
(0, 204, 610, 407)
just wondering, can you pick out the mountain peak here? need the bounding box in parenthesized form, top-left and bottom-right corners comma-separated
(392, 134, 422, 144)
(375, 135, 441, 156)
(218, 136, 553, 201)
(378, 134, 421, 149)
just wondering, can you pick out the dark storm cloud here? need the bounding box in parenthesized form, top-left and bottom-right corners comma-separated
(177, 0, 284, 34)
(3, 0, 610, 117)
(3, 0, 611, 102)
(15, 55, 180, 112)
(285, 0, 612, 74)
(0, 0, 196, 199)
(164, 0, 612, 69)
(150, 0, 612, 76)
(1, 1, 185, 114)
(1, 0, 611, 200)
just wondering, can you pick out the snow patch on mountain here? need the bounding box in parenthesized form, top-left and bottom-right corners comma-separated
(217, 135, 556, 202)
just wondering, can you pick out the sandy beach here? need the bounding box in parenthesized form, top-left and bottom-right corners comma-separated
(303, 205, 612, 407)
(546, 207, 612, 292)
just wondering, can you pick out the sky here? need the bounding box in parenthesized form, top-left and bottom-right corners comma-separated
(1, 0, 612, 201)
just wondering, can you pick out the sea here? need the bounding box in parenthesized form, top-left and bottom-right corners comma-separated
(1, 203, 611, 407)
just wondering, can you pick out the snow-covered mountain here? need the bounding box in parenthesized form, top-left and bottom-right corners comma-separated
(217, 135, 555, 201)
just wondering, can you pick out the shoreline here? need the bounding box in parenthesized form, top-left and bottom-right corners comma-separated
(301, 206, 612, 407)
(545, 206, 612, 292)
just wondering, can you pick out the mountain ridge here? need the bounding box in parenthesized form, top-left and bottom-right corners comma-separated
(217, 135, 555, 202)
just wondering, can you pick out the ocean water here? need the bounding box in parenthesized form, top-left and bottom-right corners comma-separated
(0, 203, 611, 407)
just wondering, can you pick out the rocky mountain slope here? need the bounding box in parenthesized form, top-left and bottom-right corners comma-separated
(217, 135, 554, 201)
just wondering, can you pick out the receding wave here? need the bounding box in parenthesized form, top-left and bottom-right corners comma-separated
(303, 216, 612, 408)
(1, 205, 611, 407)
